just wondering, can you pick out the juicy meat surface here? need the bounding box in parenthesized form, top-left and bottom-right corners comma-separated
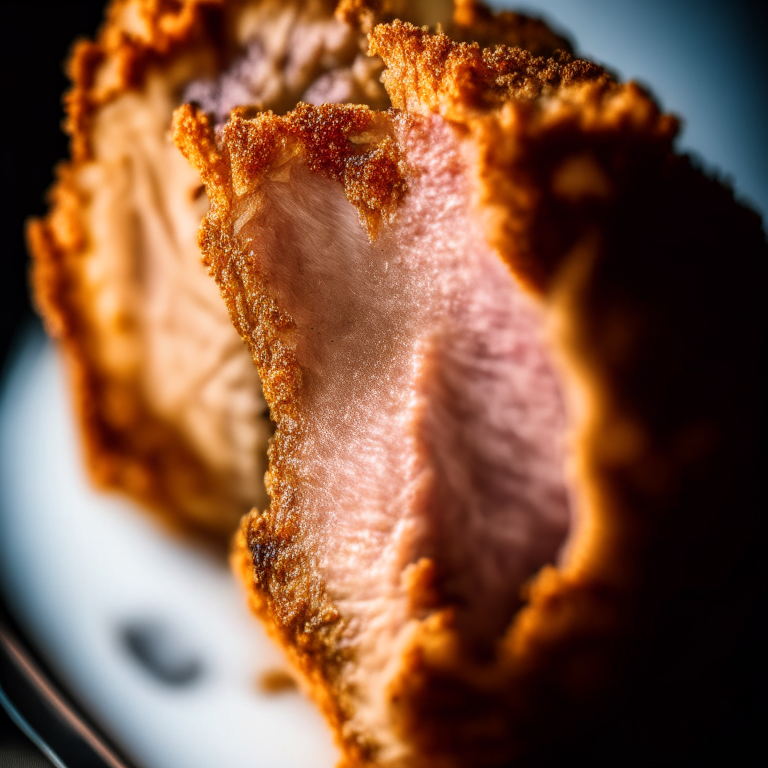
(177, 10, 765, 767)
(260, 114, 571, 644)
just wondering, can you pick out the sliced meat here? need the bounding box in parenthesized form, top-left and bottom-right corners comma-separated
(176, 14, 765, 767)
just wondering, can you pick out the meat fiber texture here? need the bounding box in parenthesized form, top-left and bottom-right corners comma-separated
(28, 0, 462, 539)
(175, 6, 766, 767)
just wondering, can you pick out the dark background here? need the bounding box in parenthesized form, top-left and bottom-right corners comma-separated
(1, 4, 122, 762)
(2, 2, 104, 366)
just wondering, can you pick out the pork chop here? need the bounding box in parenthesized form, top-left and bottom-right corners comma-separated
(176, 13, 765, 766)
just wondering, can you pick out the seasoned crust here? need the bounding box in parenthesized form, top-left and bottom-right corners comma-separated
(369, 20, 678, 291)
(183, 16, 765, 768)
(369, 20, 608, 124)
(27, 0, 263, 541)
(337, 0, 573, 57)
(65, 0, 226, 164)
(232, 513, 369, 765)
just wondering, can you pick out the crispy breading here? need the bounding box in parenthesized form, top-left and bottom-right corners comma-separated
(28, 0, 256, 540)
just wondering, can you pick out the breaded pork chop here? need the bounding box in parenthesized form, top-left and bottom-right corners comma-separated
(175, 14, 765, 767)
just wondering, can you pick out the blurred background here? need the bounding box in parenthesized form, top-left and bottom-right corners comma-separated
(1, 1, 767, 765)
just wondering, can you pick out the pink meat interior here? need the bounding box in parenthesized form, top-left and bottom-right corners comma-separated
(236, 113, 571, 658)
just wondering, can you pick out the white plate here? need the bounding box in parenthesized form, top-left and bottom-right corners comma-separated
(0, 330, 339, 768)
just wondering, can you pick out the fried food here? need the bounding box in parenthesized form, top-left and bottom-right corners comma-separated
(174, 9, 765, 766)
(28, 0, 462, 538)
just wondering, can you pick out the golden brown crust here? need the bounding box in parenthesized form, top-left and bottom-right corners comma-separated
(174, 99, 407, 243)
(65, 0, 224, 163)
(27, 0, 260, 542)
(233, 514, 370, 765)
(232, 103, 406, 237)
(370, 20, 607, 123)
(337, 0, 572, 57)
